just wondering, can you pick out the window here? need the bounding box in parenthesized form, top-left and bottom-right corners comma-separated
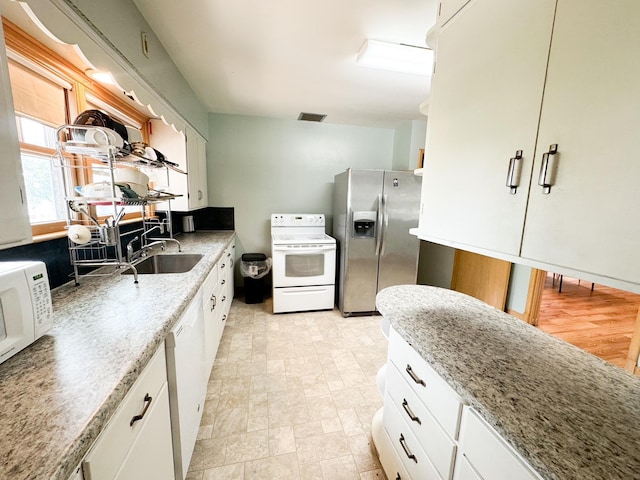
(3, 19, 150, 237)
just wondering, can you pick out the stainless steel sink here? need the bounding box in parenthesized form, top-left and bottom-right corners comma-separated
(122, 254, 203, 275)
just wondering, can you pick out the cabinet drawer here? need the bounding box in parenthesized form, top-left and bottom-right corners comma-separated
(458, 407, 541, 480)
(388, 328, 463, 439)
(383, 397, 442, 480)
(372, 408, 412, 480)
(386, 363, 456, 480)
(83, 347, 168, 480)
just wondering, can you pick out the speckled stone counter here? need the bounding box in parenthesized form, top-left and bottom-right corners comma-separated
(0, 231, 234, 480)
(376, 285, 640, 480)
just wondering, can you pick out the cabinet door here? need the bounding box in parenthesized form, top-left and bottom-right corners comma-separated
(115, 383, 174, 480)
(149, 119, 189, 212)
(186, 127, 207, 210)
(521, 0, 640, 286)
(419, 0, 556, 256)
(82, 347, 171, 480)
(0, 28, 31, 249)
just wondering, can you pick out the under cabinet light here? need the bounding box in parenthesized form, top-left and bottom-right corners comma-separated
(85, 69, 116, 86)
(356, 39, 433, 76)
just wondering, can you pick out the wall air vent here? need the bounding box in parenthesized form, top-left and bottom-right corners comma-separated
(298, 112, 327, 122)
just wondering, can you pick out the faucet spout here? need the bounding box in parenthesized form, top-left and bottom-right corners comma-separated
(126, 236, 140, 263)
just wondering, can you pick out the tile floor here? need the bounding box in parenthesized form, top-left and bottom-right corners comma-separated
(186, 297, 389, 480)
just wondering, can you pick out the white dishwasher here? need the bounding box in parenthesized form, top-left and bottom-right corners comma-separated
(165, 290, 207, 480)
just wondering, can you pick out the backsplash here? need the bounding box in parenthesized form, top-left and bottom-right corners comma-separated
(0, 208, 234, 289)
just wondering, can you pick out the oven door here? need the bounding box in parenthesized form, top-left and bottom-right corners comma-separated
(272, 244, 336, 287)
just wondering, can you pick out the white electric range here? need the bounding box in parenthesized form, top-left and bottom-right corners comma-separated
(271, 214, 336, 313)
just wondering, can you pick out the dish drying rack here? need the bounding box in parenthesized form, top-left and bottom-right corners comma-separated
(56, 124, 183, 285)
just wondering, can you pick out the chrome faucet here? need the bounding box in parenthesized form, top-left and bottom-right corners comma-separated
(141, 225, 163, 239)
(126, 236, 140, 263)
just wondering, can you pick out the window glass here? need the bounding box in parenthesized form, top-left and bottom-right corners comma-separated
(20, 150, 66, 223)
(5, 22, 151, 234)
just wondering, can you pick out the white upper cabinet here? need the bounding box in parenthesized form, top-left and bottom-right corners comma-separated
(149, 120, 207, 212)
(0, 25, 31, 249)
(419, 0, 640, 289)
(420, 0, 556, 256)
(521, 0, 640, 285)
(437, 0, 472, 27)
(185, 126, 208, 210)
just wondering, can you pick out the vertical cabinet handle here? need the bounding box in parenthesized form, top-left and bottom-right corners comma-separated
(505, 149, 523, 194)
(396, 475, 402, 480)
(130, 393, 152, 427)
(210, 294, 217, 312)
(402, 398, 422, 424)
(405, 364, 426, 387)
(538, 144, 559, 194)
(399, 434, 418, 463)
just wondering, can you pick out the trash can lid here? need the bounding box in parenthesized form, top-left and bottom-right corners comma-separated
(242, 253, 267, 262)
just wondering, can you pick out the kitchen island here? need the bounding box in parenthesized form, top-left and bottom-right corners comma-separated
(0, 231, 234, 480)
(375, 285, 640, 480)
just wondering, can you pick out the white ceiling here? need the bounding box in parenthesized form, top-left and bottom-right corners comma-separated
(133, 0, 439, 128)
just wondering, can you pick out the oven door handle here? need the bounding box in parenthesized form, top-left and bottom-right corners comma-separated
(272, 245, 335, 253)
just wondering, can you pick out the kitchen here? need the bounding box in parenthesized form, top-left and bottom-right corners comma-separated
(0, 0, 639, 480)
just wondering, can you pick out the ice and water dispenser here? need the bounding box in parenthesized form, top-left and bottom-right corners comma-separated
(352, 211, 376, 239)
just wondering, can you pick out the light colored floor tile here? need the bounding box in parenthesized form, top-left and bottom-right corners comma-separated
(211, 406, 248, 437)
(189, 437, 227, 471)
(245, 452, 300, 479)
(202, 462, 244, 480)
(296, 431, 352, 464)
(321, 417, 343, 434)
(348, 433, 382, 472)
(319, 454, 360, 480)
(269, 425, 296, 456)
(225, 430, 270, 463)
(359, 468, 386, 479)
(188, 300, 388, 479)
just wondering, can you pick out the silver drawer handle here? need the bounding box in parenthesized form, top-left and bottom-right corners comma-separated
(405, 364, 426, 387)
(399, 434, 417, 463)
(402, 398, 421, 425)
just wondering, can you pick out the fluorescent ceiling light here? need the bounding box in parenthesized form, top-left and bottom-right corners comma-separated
(356, 39, 433, 76)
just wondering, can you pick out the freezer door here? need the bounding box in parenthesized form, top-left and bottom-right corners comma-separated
(342, 169, 384, 314)
(377, 171, 421, 292)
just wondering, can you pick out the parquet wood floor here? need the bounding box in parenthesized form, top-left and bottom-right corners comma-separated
(537, 274, 640, 369)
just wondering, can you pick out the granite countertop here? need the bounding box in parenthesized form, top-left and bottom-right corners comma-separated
(376, 285, 640, 480)
(0, 231, 234, 480)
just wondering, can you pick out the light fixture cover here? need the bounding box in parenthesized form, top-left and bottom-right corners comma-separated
(356, 39, 433, 76)
(85, 69, 116, 85)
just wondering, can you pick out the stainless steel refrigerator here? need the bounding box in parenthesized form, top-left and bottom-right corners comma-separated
(333, 168, 421, 315)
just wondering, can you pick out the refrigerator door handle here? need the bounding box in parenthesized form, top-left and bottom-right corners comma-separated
(375, 194, 383, 256)
(381, 194, 389, 256)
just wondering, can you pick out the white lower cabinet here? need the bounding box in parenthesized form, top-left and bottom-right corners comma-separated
(453, 455, 483, 480)
(455, 407, 541, 480)
(201, 261, 221, 374)
(81, 347, 174, 480)
(218, 240, 235, 334)
(375, 327, 543, 480)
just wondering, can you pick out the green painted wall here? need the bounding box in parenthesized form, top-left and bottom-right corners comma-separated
(208, 113, 395, 260)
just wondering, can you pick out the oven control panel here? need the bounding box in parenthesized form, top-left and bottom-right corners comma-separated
(271, 214, 325, 227)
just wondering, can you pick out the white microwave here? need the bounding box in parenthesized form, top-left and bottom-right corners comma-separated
(0, 261, 53, 365)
